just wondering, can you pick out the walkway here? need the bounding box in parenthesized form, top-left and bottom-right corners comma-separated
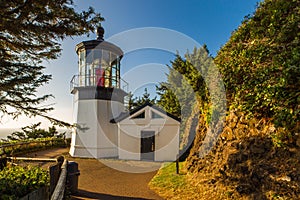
(24, 148, 163, 200)
(70, 158, 163, 200)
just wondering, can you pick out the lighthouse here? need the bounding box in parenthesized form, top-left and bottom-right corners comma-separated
(69, 26, 127, 158)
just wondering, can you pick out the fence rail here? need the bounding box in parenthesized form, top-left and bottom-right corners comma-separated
(0, 138, 70, 157)
(0, 138, 68, 148)
(7, 157, 57, 162)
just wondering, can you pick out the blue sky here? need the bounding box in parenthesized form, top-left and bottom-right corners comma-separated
(1, 0, 261, 129)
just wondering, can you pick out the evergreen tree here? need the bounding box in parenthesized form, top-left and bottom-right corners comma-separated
(156, 82, 181, 117)
(157, 46, 226, 153)
(157, 46, 217, 122)
(125, 92, 138, 111)
(0, 0, 103, 125)
(135, 88, 156, 107)
(7, 122, 60, 140)
(126, 88, 157, 111)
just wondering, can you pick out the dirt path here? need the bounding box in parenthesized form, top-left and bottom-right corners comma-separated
(22, 148, 163, 200)
(21, 147, 69, 158)
(70, 158, 163, 200)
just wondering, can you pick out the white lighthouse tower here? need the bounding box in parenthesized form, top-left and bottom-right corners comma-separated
(69, 26, 127, 158)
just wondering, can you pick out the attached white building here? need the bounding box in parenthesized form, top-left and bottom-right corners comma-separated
(69, 26, 180, 161)
(111, 102, 180, 161)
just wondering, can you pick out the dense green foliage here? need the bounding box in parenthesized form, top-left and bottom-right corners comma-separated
(157, 48, 208, 121)
(0, 165, 49, 199)
(171, 49, 209, 108)
(215, 0, 300, 132)
(135, 88, 157, 107)
(157, 46, 225, 130)
(0, 0, 103, 125)
(156, 65, 193, 119)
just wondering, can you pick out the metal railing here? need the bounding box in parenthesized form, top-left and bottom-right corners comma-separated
(70, 75, 129, 92)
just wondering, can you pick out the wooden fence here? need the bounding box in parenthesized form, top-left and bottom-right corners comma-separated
(19, 187, 50, 200)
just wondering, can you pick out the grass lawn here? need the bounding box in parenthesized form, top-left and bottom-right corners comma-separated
(149, 162, 201, 200)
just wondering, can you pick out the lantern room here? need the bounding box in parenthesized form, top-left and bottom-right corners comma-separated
(72, 26, 123, 89)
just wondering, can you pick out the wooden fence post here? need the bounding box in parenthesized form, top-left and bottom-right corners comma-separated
(49, 164, 61, 195)
(51, 159, 68, 200)
(176, 154, 179, 174)
(0, 156, 7, 170)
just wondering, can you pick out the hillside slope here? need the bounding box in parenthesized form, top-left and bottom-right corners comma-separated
(185, 0, 300, 199)
(186, 112, 300, 199)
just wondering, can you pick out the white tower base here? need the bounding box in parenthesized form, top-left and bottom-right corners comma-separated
(69, 86, 126, 159)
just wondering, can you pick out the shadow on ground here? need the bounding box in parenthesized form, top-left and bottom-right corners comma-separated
(71, 189, 154, 200)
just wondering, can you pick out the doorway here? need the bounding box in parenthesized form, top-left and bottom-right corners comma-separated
(141, 131, 155, 161)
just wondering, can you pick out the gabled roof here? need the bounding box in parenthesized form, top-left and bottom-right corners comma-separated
(110, 102, 181, 123)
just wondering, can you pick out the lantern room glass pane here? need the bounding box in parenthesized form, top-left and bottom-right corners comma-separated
(110, 53, 117, 65)
(79, 51, 85, 66)
(79, 50, 85, 86)
(93, 49, 102, 67)
(102, 50, 110, 66)
(86, 49, 93, 64)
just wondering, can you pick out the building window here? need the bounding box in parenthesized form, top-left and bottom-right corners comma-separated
(151, 111, 163, 119)
(132, 111, 145, 119)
